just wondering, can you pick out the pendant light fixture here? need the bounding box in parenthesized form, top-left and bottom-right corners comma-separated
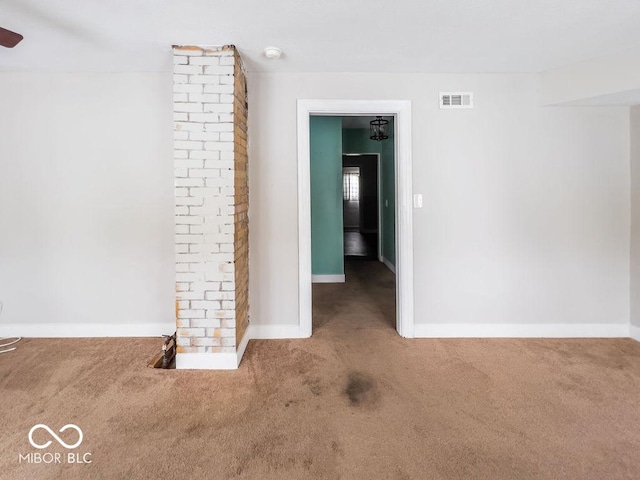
(370, 116, 389, 141)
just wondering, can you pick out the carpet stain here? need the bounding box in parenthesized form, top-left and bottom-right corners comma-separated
(344, 372, 378, 406)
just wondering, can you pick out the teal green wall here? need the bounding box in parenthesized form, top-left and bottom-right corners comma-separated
(342, 121, 396, 267)
(310, 116, 344, 275)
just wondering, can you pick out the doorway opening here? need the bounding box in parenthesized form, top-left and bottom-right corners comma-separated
(297, 100, 414, 338)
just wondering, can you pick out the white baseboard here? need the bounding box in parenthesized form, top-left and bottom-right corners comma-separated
(631, 325, 640, 342)
(381, 257, 396, 274)
(0, 322, 176, 338)
(176, 352, 238, 370)
(312, 274, 345, 283)
(413, 323, 630, 338)
(249, 323, 307, 339)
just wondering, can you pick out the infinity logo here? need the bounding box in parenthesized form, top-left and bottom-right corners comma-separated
(28, 424, 83, 450)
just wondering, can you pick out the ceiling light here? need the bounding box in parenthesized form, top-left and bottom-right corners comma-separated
(264, 46, 283, 59)
(370, 116, 389, 141)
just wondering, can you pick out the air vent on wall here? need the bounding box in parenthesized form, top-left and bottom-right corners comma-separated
(440, 92, 473, 109)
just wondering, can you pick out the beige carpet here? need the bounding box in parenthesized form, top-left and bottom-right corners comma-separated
(2, 260, 640, 479)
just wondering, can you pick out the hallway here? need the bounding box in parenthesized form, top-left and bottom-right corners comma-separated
(313, 260, 396, 331)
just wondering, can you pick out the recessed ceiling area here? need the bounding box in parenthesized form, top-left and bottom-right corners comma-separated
(1, 0, 640, 73)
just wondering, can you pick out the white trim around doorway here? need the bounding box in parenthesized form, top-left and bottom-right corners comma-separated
(297, 99, 414, 338)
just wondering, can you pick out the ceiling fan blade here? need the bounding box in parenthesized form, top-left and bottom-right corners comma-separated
(0, 27, 23, 48)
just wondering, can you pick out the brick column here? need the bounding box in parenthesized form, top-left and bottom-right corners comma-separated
(172, 45, 250, 369)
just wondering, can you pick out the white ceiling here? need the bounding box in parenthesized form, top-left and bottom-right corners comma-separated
(2, 0, 640, 74)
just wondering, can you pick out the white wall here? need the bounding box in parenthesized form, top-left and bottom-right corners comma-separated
(248, 72, 630, 333)
(0, 73, 175, 336)
(540, 48, 640, 106)
(0, 70, 631, 338)
(631, 106, 640, 338)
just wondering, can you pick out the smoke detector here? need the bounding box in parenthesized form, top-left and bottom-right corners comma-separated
(264, 46, 283, 59)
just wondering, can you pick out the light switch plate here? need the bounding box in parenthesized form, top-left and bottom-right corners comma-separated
(413, 194, 423, 208)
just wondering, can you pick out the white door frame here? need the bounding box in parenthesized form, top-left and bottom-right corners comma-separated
(297, 99, 414, 338)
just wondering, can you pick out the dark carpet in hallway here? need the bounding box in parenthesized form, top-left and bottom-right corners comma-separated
(1, 260, 640, 479)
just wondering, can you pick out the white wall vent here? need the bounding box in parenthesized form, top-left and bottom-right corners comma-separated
(439, 92, 474, 109)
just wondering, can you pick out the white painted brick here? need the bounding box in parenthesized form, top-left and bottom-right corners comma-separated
(193, 337, 220, 347)
(176, 253, 203, 263)
(177, 327, 205, 337)
(175, 187, 189, 197)
(189, 187, 222, 197)
(220, 263, 235, 273)
(176, 215, 204, 225)
(192, 319, 221, 329)
(175, 282, 189, 292)
(189, 150, 220, 160)
(176, 234, 205, 245)
(174, 131, 189, 140)
(189, 56, 220, 66)
(190, 75, 220, 85)
(176, 272, 205, 283)
(219, 132, 234, 142)
(175, 102, 203, 113)
(175, 84, 204, 94)
(174, 112, 188, 122)
(178, 309, 205, 320)
(174, 55, 188, 65)
(176, 291, 207, 300)
(204, 293, 229, 302)
(219, 75, 234, 85)
(174, 150, 188, 159)
(220, 151, 235, 161)
(175, 244, 189, 254)
(174, 93, 188, 102)
(205, 123, 234, 132)
(176, 263, 190, 272)
(219, 113, 234, 122)
(189, 113, 221, 123)
(204, 84, 234, 94)
(219, 328, 235, 338)
(220, 319, 235, 328)
(175, 122, 205, 132)
(189, 131, 221, 142)
(175, 140, 203, 150)
(176, 225, 189, 234)
(191, 300, 221, 310)
(221, 300, 236, 309)
(189, 93, 220, 103)
(177, 336, 192, 346)
(205, 178, 232, 187)
(189, 169, 221, 178)
(190, 224, 220, 234)
(219, 224, 234, 234)
(189, 242, 220, 253)
(175, 159, 204, 169)
(220, 243, 235, 253)
(174, 64, 204, 75)
(175, 196, 204, 206)
(176, 48, 203, 56)
(204, 65, 234, 75)
(203, 103, 234, 113)
(175, 178, 204, 188)
(219, 94, 234, 104)
(174, 168, 188, 178)
(221, 337, 236, 347)
(204, 141, 234, 151)
(219, 56, 235, 66)
(174, 74, 189, 83)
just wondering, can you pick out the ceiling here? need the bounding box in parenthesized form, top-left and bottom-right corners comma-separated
(2, 0, 640, 74)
